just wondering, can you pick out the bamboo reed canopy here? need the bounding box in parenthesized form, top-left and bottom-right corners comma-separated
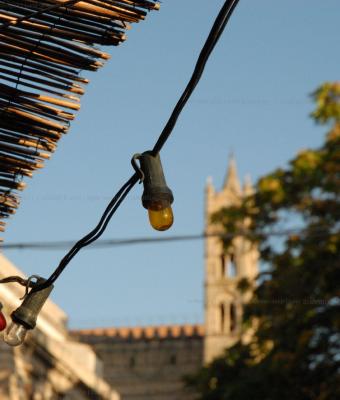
(0, 0, 159, 235)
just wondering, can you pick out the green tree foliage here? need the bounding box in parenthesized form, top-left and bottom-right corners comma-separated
(187, 83, 340, 400)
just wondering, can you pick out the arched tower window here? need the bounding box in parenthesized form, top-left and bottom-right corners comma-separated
(220, 252, 237, 278)
(227, 253, 237, 277)
(219, 303, 225, 333)
(230, 303, 237, 332)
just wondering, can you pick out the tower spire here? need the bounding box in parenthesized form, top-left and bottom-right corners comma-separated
(223, 153, 241, 194)
(243, 174, 254, 196)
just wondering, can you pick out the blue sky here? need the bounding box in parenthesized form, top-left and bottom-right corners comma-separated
(2, 0, 340, 328)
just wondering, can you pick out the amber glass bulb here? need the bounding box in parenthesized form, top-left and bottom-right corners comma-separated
(148, 203, 174, 231)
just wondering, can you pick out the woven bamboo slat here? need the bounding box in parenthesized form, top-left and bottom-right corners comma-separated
(0, 0, 159, 232)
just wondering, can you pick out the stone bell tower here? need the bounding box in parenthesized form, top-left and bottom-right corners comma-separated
(203, 156, 258, 363)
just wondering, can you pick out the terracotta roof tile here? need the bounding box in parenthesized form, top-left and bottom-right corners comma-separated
(71, 324, 204, 340)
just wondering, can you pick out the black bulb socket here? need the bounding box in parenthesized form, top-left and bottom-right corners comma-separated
(139, 151, 174, 210)
(11, 277, 53, 330)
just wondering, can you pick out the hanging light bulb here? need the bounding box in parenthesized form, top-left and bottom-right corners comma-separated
(4, 322, 27, 346)
(3, 277, 53, 347)
(0, 302, 7, 332)
(138, 151, 174, 231)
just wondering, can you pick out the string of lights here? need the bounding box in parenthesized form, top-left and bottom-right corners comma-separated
(0, 0, 242, 345)
(12, 0, 240, 292)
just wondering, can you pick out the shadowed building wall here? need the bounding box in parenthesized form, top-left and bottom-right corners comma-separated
(72, 325, 204, 400)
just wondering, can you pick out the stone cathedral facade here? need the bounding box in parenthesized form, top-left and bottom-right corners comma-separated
(0, 157, 258, 399)
(203, 157, 258, 363)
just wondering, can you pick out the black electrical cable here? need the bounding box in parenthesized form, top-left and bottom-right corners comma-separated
(152, 0, 240, 155)
(35, 173, 139, 290)
(1, 227, 337, 251)
(0, 276, 30, 286)
(0, 175, 139, 290)
(0, 0, 241, 292)
(1, 225, 337, 290)
(37, 0, 241, 290)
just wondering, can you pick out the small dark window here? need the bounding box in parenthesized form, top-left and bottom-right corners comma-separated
(220, 303, 225, 333)
(230, 303, 237, 332)
(220, 254, 226, 277)
(129, 356, 136, 368)
(170, 355, 177, 365)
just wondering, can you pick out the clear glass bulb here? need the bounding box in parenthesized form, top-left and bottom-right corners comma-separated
(4, 322, 27, 346)
(148, 202, 174, 231)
